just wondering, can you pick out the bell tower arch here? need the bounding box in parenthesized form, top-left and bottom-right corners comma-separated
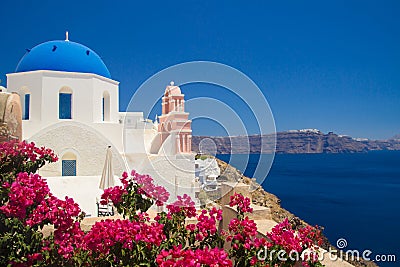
(158, 81, 192, 154)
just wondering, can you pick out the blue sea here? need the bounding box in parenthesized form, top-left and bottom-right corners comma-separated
(217, 151, 400, 266)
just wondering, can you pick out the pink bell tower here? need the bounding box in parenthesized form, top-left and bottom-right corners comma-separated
(158, 81, 192, 154)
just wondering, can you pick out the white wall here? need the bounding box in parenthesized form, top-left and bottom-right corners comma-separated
(124, 129, 158, 154)
(157, 132, 177, 156)
(92, 78, 119, 123)
(46, 175, 122, 217)
(30, 121, 126, 177)
(7, 70, 120, 146)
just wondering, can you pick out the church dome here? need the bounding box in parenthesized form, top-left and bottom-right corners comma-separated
(165, 81, 181, 95)
(15, 40, 111, 78)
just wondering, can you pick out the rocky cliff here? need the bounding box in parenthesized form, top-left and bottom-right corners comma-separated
(391, 134, 400, 140)
(0, 92, 22, 142)
(192, 131, 400, 154)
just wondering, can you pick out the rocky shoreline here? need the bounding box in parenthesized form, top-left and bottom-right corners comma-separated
(193, 131, 400, 154)
(215, 158, 378, 267)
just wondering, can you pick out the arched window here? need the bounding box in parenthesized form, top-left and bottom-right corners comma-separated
(62, 151, 77, 176)
(22, 93, 30, 120)
(59, 87, 72, 119)
(102, 91, 110, 121)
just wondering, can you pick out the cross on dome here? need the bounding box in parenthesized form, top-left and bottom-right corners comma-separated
(65, 31, 69, 42)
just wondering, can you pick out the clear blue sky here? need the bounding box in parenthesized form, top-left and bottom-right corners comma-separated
(1, 0, 399, 139)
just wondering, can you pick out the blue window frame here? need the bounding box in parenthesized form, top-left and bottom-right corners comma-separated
(23, 94, 30, 120)
(59, 93, 72, 119)
(62, 160, 76, 176)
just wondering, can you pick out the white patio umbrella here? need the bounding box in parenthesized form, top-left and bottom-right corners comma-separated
(99, 146, 115, 190)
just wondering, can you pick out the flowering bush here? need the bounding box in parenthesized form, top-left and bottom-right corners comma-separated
(101, 170, 170, 220)
(0, 140, 57, 186)
(154, 194, 197, 248)
(83, 218, 165, 265)
(0, 141, 324, 267)
(0, 141, 84, 266)
(224, 193, 268, 266)
(229, 192, 254, 215)
(266, 219, 324, 267)
(224, 193, 324, 267)
(156, 245, 232, 267)
(0, 172, 50, 220)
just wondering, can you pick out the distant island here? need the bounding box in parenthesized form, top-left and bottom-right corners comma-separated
(192, 129, 400, 154)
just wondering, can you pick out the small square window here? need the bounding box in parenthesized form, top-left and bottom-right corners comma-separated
(62, 160, 76, 176)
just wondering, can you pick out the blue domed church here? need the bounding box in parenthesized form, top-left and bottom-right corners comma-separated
(5, 34, 196, 215)
(7, 35, 125, 177)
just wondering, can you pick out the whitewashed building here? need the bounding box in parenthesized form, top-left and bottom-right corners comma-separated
(4, 35, 198, 215)
(195, 156, 221, 191)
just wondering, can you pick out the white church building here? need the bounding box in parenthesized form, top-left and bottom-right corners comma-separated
(4, 34, 198, 215)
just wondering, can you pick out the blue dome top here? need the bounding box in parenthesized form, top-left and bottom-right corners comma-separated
(16, 40, 111, 78)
